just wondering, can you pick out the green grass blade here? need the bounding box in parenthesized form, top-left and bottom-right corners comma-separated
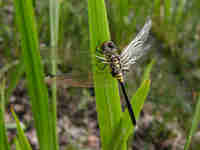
(15, 139, 21, 150)
(49, 0, 60, 149)
(13, 0, 53, 149)
(124, 60, 154, 128)
(142, 59, 155, 81)
(0, 60, 19, 79)
(112, 0, 129, 43)
(6, 58, 25, 105)
(0, 79, 10, 150)
(184, 94, 200, 150)
(11, 109, 32, 150)
(111, 80, 151, 150)
(0, 59, 23, 105)
(110, 60, 154, 149)
(175, 0, 186, 25)
(88, 0, 122, 149)
(153, 0, 161, 19)
(164, 0, 172, 24)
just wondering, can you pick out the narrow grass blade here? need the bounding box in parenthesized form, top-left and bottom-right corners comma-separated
(88, 0, 122, 149)
(0, 79, 10, 150)
(110, 60, 154, 149)
(11, 108, 32, 150)
(0, 59, 23, 105)
(49, 0, 60, 149)
(164, 0, 172, 24)
(142, 59, 155, 81)
(6, 58, 25, 105)
(175, 0, 186, 25)
(184, 94, 200, 150)
(15, 139, 21, 150)
(13, 0, 53, 149)
(0, 60, 19, 79)
(111, 80, 151, 150)
(112, 0, 129, 43)
(153, 0, 161, 19)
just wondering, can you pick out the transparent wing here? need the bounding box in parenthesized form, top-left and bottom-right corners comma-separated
(40, 46, 94, 88)
(120, 19, 152, 69)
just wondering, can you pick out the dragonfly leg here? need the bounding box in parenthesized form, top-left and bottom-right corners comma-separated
(95, 50, 109, 71)
(46, 73, 56, 78)
(96, 47, 104, 55)
(96, 55, 107, 62)
(95, 56, 109, 71)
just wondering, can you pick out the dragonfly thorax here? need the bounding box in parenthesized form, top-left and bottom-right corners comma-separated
(109, 55, 124, 82)
(100, 41, 124, 82)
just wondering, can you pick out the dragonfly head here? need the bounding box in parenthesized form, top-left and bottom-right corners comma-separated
(100, 41, 119, 55)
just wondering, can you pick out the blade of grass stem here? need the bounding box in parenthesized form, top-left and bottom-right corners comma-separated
(164, 0, 172, 24)
(0, 60, 19, 79)
(110, 60, 154, 149)
(15, 139, 21, 150)
(112, 0, 128, 43)
(13, 0, 53, 149)
(6, 58, 25, 105)
(49, 0, 60, 149)
(111, 79, 151, 150)
(11, 108, 32, 150)
(0, 79, 10, 150)
(142, 59, 155, 81)
(184, 94, 200, 150)
(175, 0, 186, 25)
(153, 0, 161, 19)
(88, 0, 122, 149)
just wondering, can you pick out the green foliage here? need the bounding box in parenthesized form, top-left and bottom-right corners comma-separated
(142, 59, 155, 82)
(6, 59, 25, 105)
(88, 0, 122, 149)
(0, 0, 200, 149)
(15, 139, 21, 150)
(11, 109, 32, 150)
(49, 0, 60, 149)
(109, 62, 152, 150)
(13, 0, 56, 150)
(88, 1, 152, 148)
(0, 59, 23, 105)
(0, 79, 10, 150)
(184, 95, 200, 150)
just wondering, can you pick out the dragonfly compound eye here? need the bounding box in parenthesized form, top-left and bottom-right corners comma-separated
(107, 41, 116, 49)
(100, 41, 118, 54)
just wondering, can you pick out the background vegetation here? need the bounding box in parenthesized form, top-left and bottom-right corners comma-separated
(0, 0, 200, 150)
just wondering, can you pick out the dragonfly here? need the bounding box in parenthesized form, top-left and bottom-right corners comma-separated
(95, 19, 152, 125)
(43, 18, 152, 126)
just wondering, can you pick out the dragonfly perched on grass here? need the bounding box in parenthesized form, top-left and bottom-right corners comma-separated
(95, 19, 152, 125)
(43, 18, 152, 125)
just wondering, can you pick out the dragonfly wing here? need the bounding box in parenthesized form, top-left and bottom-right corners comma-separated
(120, 18, 152, 70)
(40, 47, 94, 87)
(45, 72, 94, 88)
(43, 50, 92, 62)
